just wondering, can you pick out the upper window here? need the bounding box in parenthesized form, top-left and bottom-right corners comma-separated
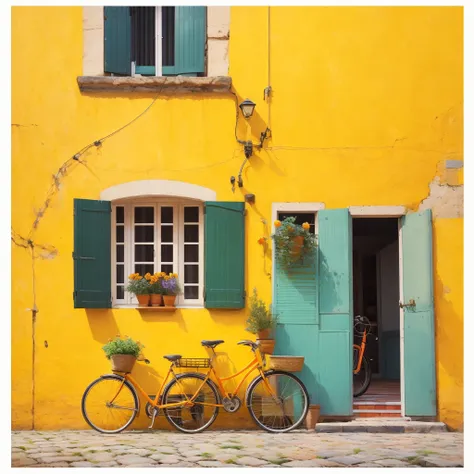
(104, 6, 206, 77)
(113, 200, 204, 307)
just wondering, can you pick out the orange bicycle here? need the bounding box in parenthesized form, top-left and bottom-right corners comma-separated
(353, 315, 376, 397)
(81, 339, 309, 434)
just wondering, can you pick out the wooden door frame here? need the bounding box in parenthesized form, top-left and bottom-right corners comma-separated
(349, 206, 407, 416)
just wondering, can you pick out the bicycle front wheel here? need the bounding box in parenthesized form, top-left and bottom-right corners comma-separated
(81, 375, 139, 434)
(247, 370, 309, 433)
(162, 373, 220, 433)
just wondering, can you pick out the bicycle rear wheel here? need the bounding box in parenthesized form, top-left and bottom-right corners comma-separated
(162, 373, 220, 433)
(81, 374, 139, 434)
(247, 370, 309, 433)
(353, 356, 371, 397)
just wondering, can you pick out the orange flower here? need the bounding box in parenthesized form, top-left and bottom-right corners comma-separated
(287, 226, 294, 232)
(144, 273, 152, 281)
(274, 220, 281, 228)
(258, 237, 266, 245)
(302, 222, 310, 230)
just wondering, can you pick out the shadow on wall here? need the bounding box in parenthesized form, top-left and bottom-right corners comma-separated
(85, 309, 120, 344)
(318, 248, 340, 314)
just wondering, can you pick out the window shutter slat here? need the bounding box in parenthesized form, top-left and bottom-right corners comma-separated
(104, 7, 131, 75)
(204, 202, 245, 309)
(171, 6, 206, 76)
(74, 199, 112, 309)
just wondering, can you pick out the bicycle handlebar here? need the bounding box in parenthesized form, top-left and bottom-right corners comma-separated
(237, 340, 258, 351)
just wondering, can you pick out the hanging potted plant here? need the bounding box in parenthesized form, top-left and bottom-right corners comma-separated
(272, 217, 317, 269)
(103, 335, 145, 373)
(245, 288, 278, 355)
(161, 273, 182, 307)
(149, 272, 165, 306)
(126, 273, 151, 306)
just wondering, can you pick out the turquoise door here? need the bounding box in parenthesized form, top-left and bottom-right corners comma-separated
(317, 209, 353, 415)
(401, 210, 436, 416)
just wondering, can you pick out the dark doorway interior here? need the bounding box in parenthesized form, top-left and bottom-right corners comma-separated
(352, 217, 402, 416)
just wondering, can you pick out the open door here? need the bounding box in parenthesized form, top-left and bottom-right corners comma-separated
(401, 210, 436, 416)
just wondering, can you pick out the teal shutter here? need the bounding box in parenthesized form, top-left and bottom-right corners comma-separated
(204, 202, 245, 308)
(73, 199, 112, 309)
(163, 6, 206, 76)
(401, 210, 436, 416)
(104, 7, 131, 75)
(317, 209, 353, 416)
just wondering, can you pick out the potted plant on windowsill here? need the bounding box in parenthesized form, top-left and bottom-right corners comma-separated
(272, 217, 317, 270)
(245, 288, 278, 355)
(161, 273, 182, 307)
(149, 272, 165, 306)
(126, 273, 151, 306)
(103, 335, 145, 373)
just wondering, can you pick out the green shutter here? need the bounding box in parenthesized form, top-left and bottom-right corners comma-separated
(104, 7, 131, 75)
(73, 199, 112, 309)
(163, 6, 206, 76)
(204, 202, 245, 309)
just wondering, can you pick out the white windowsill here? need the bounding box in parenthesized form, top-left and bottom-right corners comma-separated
(113, 304, 204, 310)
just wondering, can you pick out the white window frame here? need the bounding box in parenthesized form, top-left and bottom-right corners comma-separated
(131, 6, 163, 77)
(112, 198, 204, 308)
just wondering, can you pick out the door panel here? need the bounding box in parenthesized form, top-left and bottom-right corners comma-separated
(317, 209, 353, 415)
(401, 210, 436, 416)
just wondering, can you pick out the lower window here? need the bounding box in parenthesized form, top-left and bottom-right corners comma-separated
(113, 200, 204, 306)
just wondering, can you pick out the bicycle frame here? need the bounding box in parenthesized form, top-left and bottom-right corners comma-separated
(353, 328, 367, 374)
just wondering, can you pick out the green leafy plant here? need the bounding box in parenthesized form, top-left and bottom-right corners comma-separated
(245, 288, 277, 334)
(126, 273, 151, 295)
(102, 335, 144, 360)
(271, 216, 317, 269)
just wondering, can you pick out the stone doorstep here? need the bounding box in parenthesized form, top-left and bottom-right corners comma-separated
(315, 419, 447, 433)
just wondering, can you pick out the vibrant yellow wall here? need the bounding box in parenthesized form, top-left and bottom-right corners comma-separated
(12, 6, 463, 430)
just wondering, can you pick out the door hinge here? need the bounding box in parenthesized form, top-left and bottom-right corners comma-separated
(242, 290, 247, 299)
(73, 290, 77, 301)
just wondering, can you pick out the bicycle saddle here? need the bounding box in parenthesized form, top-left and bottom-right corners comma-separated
(201, 340, 224, 348)
(163, 354, 182, 362)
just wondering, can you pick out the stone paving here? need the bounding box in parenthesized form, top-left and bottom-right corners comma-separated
(12, 430, 463, 468)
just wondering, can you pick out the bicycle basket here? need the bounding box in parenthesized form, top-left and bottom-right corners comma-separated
(174, 358, 211, 368)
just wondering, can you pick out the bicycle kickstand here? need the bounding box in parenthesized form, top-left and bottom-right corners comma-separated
(148, 408, 158, 429)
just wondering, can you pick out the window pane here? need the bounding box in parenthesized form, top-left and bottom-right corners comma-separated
(184, 286, 198, 299)
(135, 244, 154, 262)
(184, 207, 199, 223)
(161, 264, 173, 274)
(184, 244, 199, 262)
(135, 264, 154, 276)
(116, 226, 124, 243)
(161, 206, 173, 223)
(185, 265, 199, 284)
(135, 226, 154, 242)
(161, 226, 173, 243)
(116, 206, 124, 224)
(184, 225, 199, 242)
(134, 206, 154, 223)
(161, 244, 173, 262)
(117, 265, 124, 284)
(277, 212, 316, 235)
(116, 245, 124, 263)
(116, 286, 124, 299)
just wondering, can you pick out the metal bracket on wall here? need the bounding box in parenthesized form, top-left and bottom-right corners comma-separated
(399, 299, 416, 308)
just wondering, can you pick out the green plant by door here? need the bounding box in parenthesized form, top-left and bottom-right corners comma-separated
(272, 217, 317, 269)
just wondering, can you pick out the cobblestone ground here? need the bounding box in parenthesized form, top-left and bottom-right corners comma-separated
(12, 430, 463, 468)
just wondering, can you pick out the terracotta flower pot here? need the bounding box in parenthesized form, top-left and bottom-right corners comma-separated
(290, 236, 304, 258)
(150, 294, 163, 307)
(257, 339, 275, 355)
(136, 294, 150, 307)
(305, 404, 320, 430)
(257, 329, 272, 340)
(163, 295, 177, 307)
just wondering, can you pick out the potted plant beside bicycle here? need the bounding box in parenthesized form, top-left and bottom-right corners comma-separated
(126, 273, 151, 306)
(245, 288, 278, 355)
(272, 217, 317, 270)
(103, 335, 144, 373)
(161, 273, 182, 307)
